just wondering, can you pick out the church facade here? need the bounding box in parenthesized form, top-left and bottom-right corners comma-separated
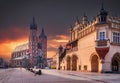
(11, 18, 47, 68)
(59, 6, 120, 72)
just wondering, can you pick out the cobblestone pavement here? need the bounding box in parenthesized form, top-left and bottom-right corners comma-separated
(42, 69, 120, 83)
(0, 68, 96, 83)
(0, 68, 120, 83)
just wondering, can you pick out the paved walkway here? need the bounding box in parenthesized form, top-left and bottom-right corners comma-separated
(1, 68, 120, 83)
(42, 69, 120, 83)
(0, 68, 96, 83)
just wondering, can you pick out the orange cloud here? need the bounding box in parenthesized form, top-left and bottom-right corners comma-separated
(0, 26, 29, 43)
(52, 39, 68, 43)
(0, 38, 28, 60)
(47, 51, 56, 58)
(55, 35, 69, 40)
(47, 34, 69, 57)
(47, 35, 68, 49)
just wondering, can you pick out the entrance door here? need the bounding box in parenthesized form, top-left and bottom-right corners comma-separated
(111, 53, 120, 72)
(91, 55, 99, 72)
(72, 55, 77, 71)
(112, 60, 119, 71)
(67, 56, 71, 70)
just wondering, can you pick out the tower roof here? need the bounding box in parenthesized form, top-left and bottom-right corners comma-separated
(74, 16, 79, 25)
(82, 13, 88, 21)
(99, 1, 108, 16)
(39, 28, 47, 39)
(30, 17, 37, 30)
(82, 13, 88, 24)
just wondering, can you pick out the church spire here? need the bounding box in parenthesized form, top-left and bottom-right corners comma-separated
(33, 16, 35, 24)
(101, 0, 104, 10)
(82, 13, 88, 25)
(41, 28, 44, 34)
(74, 16, 79, 26)
(100, 0, 105, 12)
(30, 16, 37, 30)
(99, 0, 108, 23)
(39, 28, 47, 39)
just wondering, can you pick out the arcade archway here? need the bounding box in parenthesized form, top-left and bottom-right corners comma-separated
(72, 55, 77, 71)
(111, 53, 120, 72)
(91, 55, 99, 72)
(66, 56, 71, 70)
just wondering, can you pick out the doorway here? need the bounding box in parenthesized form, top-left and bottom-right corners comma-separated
(91, 55, 99, 72)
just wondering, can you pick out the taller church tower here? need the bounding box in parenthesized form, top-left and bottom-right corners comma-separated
(29, 17, 38, 67)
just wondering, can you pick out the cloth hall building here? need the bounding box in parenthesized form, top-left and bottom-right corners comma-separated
(11, 18, 47, 68)
(58, 6, 120, 72)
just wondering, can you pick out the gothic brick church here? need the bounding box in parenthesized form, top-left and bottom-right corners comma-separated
(11, 17, 47, 68)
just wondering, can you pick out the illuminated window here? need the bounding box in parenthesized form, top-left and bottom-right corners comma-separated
(99, 32, 105, 40)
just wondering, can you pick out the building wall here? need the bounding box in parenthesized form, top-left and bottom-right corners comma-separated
(59, 15, 120, 72)
(61, 31, 99, 71)
(11, 49, 29, 67)
(29, 29, 38, 66)
(104, 45, 120, 72)
(78, 31, 97, 71)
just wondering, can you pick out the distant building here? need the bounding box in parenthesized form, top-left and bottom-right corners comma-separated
(52, 55, 59, 69)
(47, 57, 57, 69)
(47, 58, 53, 68)
(58, 5, 120, 72)
(11, 18, 47, 68)
(0, 58, 4, 67)
(0, 57, 8, 68)
(11, 43, 29, 67)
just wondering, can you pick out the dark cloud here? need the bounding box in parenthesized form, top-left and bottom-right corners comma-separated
(0, 0, 119, 42)
(0, 0, 120, 35)
(0, 27, 29, 43)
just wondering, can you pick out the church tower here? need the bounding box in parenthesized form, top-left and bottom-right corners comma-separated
(38, 28, 47, 67)
(29, 17, 38, 67)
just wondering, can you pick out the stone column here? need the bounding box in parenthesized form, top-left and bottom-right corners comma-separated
(99, 59, 105, 73)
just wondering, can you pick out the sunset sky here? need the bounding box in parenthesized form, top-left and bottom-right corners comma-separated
(0, 0, 120, 61)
